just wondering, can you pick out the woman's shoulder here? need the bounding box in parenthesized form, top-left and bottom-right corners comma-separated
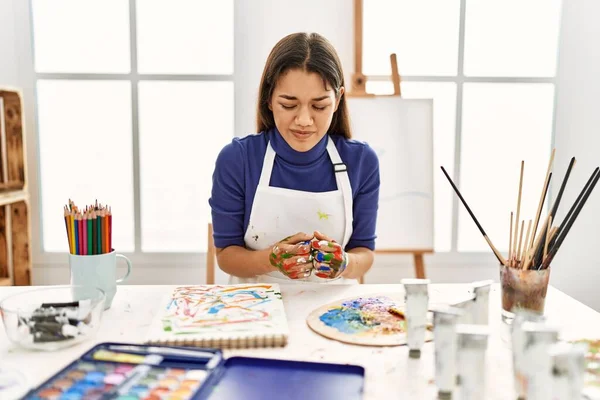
(218, 131, 270, 159)
(331, 135, 379, 167)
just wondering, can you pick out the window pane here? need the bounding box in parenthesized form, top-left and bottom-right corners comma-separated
(464, 0, 562, 77)
(37, 80, 135, 252)
(366, 81, 457, 251)
(139, 81, 234, 252)
(363, 0, 460, 76)
(136, 0, 233, 74)
(31, 0, 130, 73)
(458, 83, 555, 253)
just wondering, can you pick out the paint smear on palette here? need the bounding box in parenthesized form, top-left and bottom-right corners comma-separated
(319, 296, 405, 335)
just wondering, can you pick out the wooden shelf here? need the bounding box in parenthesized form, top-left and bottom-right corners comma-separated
(0, 189, 28, 207)
(0, 88, 31, 286)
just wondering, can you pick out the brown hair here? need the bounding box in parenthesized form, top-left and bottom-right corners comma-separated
(256, 32, 351, 139)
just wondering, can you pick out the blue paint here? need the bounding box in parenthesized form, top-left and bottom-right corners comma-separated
(319, 307, 377, 334)
(208, 303, 226, 314)
(320, 297, 403, 335)
(318, 266, 330, 272)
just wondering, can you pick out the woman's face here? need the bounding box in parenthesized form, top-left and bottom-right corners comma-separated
(270, 68, 343, 152)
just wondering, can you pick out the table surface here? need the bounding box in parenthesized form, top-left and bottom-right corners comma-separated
(1, 283, 598, 399)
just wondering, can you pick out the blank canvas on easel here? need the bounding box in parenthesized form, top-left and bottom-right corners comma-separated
(346, 97, 434, 251)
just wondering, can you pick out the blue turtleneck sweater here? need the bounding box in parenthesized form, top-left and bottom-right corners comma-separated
(209, 128, 380, 251)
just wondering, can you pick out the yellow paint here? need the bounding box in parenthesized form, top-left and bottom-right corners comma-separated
(317, 210, 331, 220)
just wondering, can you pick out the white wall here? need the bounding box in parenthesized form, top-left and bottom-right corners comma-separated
(0, 0, 19, 86)
(234, 0, 354, 136)
(550, 0, 600, 310)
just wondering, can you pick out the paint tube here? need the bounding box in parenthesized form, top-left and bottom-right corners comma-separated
(549, 341, 586, 400)
(456, 324, 489, 400)
(521, 321, 559, 400)
(451, 295, 475, 325)
(432, 305, 463, 399)
(401, 278, 430, 358)
(511, 310, 546, 399)
(471, 280, 492, 325)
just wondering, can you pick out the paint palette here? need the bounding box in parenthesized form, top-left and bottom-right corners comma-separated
(23, 343, 214, 400)
(28, 362, 207, 400)
(23, 342, 365, 400)
(306, 295, 434, 346)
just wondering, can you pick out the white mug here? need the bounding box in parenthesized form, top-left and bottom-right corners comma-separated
(69, 250, 132, 309)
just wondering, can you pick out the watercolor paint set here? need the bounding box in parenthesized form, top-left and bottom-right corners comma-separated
(23, 342, 365, 400)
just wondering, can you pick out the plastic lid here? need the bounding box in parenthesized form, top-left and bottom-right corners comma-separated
(0, 365, 30, 400)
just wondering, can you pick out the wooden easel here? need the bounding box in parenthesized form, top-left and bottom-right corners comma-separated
(350, 0, 433, 281)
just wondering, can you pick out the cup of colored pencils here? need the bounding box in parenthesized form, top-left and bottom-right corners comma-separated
(441, 150, 600, 322)
(64, 199, 112, 255)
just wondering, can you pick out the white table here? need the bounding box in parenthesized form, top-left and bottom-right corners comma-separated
(1, 283, 598, 399)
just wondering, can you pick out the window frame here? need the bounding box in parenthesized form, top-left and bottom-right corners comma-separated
(17, 0, 233, 269)
(14, 0, 558, 274)
(362, 0, 558, 255)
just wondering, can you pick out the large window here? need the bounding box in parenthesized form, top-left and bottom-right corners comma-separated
(31, 0, 234, 254)
(363, 0, 561, 253)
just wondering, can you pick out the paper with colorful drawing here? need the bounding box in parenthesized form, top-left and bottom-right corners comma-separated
(145, 284, 289, 348)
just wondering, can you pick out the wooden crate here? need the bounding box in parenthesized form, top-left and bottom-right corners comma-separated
(0, 87, 31, 286)
(0, 194, 31, 286)
(0, 89, 26, 191)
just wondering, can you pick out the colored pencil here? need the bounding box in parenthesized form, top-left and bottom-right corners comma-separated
(104, 210, 109, 253)
(92, 211, 97, 255)
(79, 216, 84, 255)
(63, 200, 113, 256)
(83, 213, 88, 255)
(74, 214, 80, 255)
(87, 213, 92, 256)
(98, 211, 103, 254)
(108, 207, 112, 252)
(69, 211, 77, 254)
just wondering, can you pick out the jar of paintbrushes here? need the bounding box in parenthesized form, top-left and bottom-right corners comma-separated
(442, 151, 599, 324)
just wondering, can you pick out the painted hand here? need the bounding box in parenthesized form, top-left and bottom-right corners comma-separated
(269, 232, 314, 280)
(310, 231, 348, 279)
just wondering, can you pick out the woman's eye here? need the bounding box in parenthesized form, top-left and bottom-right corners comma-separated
(313, 105, 327, 111)
(281, 104, 296, 110)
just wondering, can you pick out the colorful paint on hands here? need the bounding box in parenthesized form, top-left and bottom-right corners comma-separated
(269, 239, 313, 280)
(269, 235, 349, 280)
(311, 239, 348, 279)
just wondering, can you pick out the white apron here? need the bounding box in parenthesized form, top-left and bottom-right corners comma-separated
(229, 136, 356, 284)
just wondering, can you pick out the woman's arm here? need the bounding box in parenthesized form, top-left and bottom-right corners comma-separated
(216, 246, 274, 278)
(342, 247, 375, 279)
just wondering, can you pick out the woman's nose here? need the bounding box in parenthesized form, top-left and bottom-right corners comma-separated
(295, 107, 313, 127)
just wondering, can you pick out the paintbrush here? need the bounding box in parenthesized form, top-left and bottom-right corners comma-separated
(440, 166, 506, 265)
(541, 167, 600, 269)
(536, 166, 599, 268)
(528, 158, 576, 269)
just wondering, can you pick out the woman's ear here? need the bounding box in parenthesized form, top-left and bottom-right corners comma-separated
(334, 87, 345, 111)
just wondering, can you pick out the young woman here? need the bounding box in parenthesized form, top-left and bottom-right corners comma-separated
(209, 32, 380, 284)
